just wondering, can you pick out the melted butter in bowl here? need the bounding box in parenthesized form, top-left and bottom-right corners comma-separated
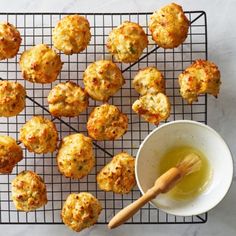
(135, 121, 233, 216)
(158, 146, 212, 200)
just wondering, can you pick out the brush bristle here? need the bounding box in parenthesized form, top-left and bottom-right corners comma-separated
(176, 153, 202, 176)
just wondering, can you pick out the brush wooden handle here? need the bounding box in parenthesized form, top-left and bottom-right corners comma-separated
(108, 185, 161, 229)
(154, 167, 182, 193)
(108, 167, 181, 229)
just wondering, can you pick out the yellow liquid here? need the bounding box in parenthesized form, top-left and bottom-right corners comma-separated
(158, 146, 211, 200)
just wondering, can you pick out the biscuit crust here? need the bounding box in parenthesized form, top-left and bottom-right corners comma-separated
(133, 67, 165, 95)
(0, 135, 23, 174)
(178, 59, 221, 103)
(0, 22, 21, 60)
(53, 15, 91, 55)
(97, 152, 135, 194)
(19, 116, 58, 154)
(19, 44, 62, 84)
(12, 170, 48, 211)
(107, 21, 148, 63)
(48, 81, 89, 117)
(0, 81, 26, 117)
(149, 3, 189, 49)
(132, 93, 171, 125)
(61, 192, 102, 232)
(83, 60, 124, 101)
(87, 104, 128, 140)
(57, 133, 95, 179)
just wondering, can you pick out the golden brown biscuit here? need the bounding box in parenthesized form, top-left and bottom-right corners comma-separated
(87, 104, 128, 140)
(47, 81, 88, 117)
(178, 59, 221, 103)
(0, 81, 26, 117)
(132, 67, 165, 95)
(132, 93, 171, 125)
(12, 170, 47, 211)
(149, 3, 189, 49)
(97, 152, 135, 194)
(19, 116, 58, 154)
(0, 135, 23, 174)
(83, 60, 124, 101)
(53, 15, 91, 55)
(107, 21, 148, 63)
(0, 22, 21, 60)
(57, 133, 95, 179)
(19, 44, 62, 84)
(61, 192, 102, 232)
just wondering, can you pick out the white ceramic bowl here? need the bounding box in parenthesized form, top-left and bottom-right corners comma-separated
(135, 120, 233, 216)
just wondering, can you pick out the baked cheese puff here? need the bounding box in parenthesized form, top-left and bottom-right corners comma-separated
(0, 81, 26, 117)
(133, 67, 165, 95)
(57, 133, 95, 179)
(178, 59, 221, 103)
(12, 170, 47, 211)
(48, 81, 89, 117)
(97, 152, 135, 194)
(83, 60, 124, 101)
(53, 15, 91, 55)
(61, 192, 102, 232)
(132, 93, 171, 125)
(0, 135, 23, 174)
(19, 116, 58, 154)
(0, 22, 21, 60)
(149, 3, 189, 49)
(19, 44, 62, 84)
(87, 104, 128, 140)
(107, 21, 148, 63)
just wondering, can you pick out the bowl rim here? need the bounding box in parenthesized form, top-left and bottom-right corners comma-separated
(135, 120, 234, 216)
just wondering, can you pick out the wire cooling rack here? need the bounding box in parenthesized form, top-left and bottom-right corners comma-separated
(0, 11, 208, 224)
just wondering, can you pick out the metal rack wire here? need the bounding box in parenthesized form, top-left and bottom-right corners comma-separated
(0, 11, 208, 224)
